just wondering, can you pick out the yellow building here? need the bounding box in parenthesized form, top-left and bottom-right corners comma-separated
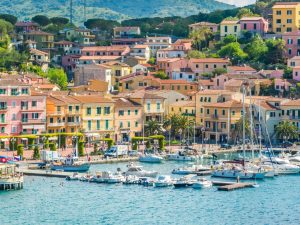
(71, 95, 115, 138)
(114, 98, 143, 142)
(169, 101, 196, 117)
(272, 2, 300, 33)
(195, 90, 240, 125)
(103, 61, 131, 88)
(202, 100, 246, 143)
(220, 19, 241, 39)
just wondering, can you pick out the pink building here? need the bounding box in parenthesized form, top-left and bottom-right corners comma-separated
(0, 79, 46, 136)
(15, 21, 40, 33)
(240, 17, 268, 36)
(227, 65, 257, 74)
(274, 78, 296, 92)
(293, 67, 300, 81)
(283, 31, 300, 58)
(213, 74, 230, 90)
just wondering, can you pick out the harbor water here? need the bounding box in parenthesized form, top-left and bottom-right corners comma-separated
(1, 156, 300, 225)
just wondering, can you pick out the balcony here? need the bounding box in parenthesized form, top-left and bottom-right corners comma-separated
(20, 107, 44, 112)
(47, 122, 65, 127)
(289, 116, 300, 120)
(0, 107, 7, 111)
(0, 120, 7, 125)
(22, 119, 46, 124)
(211, 114, 219, 119)
(67, 122, 80, 126)
(67, 111, 81, 115)
(48, 111, 64, 116)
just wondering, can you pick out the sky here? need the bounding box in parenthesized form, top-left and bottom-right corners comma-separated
(216, 0, 256, 7)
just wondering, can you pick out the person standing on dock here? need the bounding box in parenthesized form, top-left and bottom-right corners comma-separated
(237, 176, 240, 183)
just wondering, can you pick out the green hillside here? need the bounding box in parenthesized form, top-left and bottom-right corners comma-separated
(0, 0, 234, 24)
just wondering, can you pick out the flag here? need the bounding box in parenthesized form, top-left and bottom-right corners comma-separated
(0, 157, 7, 163)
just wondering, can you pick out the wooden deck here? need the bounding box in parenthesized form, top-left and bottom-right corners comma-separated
(19, 169, 76, 178)
(217, 182, 255, 191)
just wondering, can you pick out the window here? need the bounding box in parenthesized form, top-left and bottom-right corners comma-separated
(287, 19, 292, 24)
(177, 86, 180, 90)
(105, 120, 109, 130)
(287, 10, 292, 15)
(104, 107, 110, 115)
(0, 89, 6, 94)
(21, 88, 28, 95)
(288, 49, 292, 55)
(234, 26, 237, 32)
(157, 102, 161, 111)
(128, 122, 131, 127)
(11, 88, 18, 96)
(232, 111, 235, 116)
(196, 64, 199, 68)
(147, 102, 150, 111)
(224, 26, 228, 33)
(96, 107, 101, 115)
(135, 121, 138, 127)
(243, 24, 247, 29)
(12, 113, 16, 120)
(208, 97, 211, 102)
(69, 106, 72, 112)
(205, 121, 210, 128)
(88, 120, 92, 131)
(222, 109, 225, 116)
(287, 39, 293, 45)
(50, 118, 54, 123)
(254, 24, 257, 30)
(119, 110, 124, 116)
(276, 10, 281, 15)
(205, 64, 208, 69)
(32, 101, 37, 107)
(171, 85, 174, 90)
(287, 27, 292, 32)
(276, 28, 281, 32)
(135, 109, 138, 115)
(206, 109, 210, 114)
(86, 107, 91, 115)
(0, 102, 7, 110)
(0, 127, 5, 133)
(12, 126, 16, 133)
(200, 108, 203, 113)
(76, 105, 80, 112)
(162, 85, 165, 90)
(0, 114, 5, 123)
(221, 122, 226, 129)
(200, 97, 203, 102)
(270, 112, 276, 117)
(276, 19, 281, 24)
(32, 113, 39, 119)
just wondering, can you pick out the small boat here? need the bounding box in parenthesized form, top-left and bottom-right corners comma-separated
(153, 175, 173, 187)
(106, 172, 125, 184)
(167, 150, 198, 161)
(138, 177, 155, 186)
(91, 171, 111, 183)
(172, 164, 210, 175)
(79, 173, 93, 182)
(139, 154, 164, 163)
(173, 175, 194, 188)
(65, 172, 80, 181)
(50, 156, 90, 172)
(125, 163, 158, 178)
(192, 178, 212, 189)
(274, 163, 300, 174)
(123, 175, 140, 185)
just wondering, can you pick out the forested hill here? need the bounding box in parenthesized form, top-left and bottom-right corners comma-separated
(0, 0, 234, 24)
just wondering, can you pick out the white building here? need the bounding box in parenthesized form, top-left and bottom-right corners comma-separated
(146, 36, 172, 56)
(130, 45, 151, 61)
(172, 68, 196, 82)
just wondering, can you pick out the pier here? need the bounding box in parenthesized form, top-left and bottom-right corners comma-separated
(217, 182, 256, 191)
(19, 169, 74, 178)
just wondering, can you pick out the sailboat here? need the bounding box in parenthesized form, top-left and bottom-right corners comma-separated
(212, 83, 265, 180)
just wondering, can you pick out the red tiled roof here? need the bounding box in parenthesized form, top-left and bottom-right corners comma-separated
(190, 58, 229, 63)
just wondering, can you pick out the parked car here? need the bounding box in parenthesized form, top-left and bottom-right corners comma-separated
(128, 150, 139, 157)
(104, 145, 128, 158)
(220, 144, 232, 149)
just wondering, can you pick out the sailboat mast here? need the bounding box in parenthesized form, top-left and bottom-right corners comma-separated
(258, 100, 262, 155)
(242, 84, 246, 163)
(249, 91, 254, 159)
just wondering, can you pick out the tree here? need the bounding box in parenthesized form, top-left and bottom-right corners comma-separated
(189, 27, 213, 51)
(145, 119, 162, 136)
(17, 144, 24, 158)
(283, 67, 293, 79)
(84, 18, 120, 31)
(187, 50, 206, 59)
(244, 35, 268, 61)
(50, 17, 69, 26)
(0, 14, 17, 25)
(276, 121, 298, 141)
(33, 145, 40, 159)
(153, 70, 168, 79)
(78, 141, 85, 156)
(148, 57, 156, 65)
(218, 42, 247, 64)
(237, 8, 256, 19)
(32, 15, 51, 26)
(264, 39, 286, 65)
(47, 68, 68, 90)
(212, 68, 227, 76)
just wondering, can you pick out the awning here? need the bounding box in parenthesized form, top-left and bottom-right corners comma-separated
(49, 137, 58, 141)
(0, 138, 9, 142)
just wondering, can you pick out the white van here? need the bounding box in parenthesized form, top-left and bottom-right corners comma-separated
(104, 145, 128, 158)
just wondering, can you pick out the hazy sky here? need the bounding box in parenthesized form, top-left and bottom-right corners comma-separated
(216, 0, 256, 7)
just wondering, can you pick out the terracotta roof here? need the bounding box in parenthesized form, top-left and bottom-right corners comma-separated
(115, 98, 142, 108)
(197, 89, 233, 95)
(273, 3, 300, 9)
(132, 45, 148, 49)
(228, 66, 256, 72)
(34, 84, 57, 89)
(79, 56, 121, 61)
(55, 41, 74, 45)
(25, 30, 53, 36)
(199, 79, 214, 86)
(0, 79, 31, 87)
(221, 20, 239, 25)
(30, 48, 48, 56)
(240, 17, 267, 21)
(224, 73, 263, 79)
(113, 27, 140, 32)
(281, 99, 300, 107)
(224, 79, 244, 87)
(170, 100, 195, 107)
(102, 61, 130, 67)
(203, 100, 243, 108)
(189, 58, 229, 63)
(116, 90, 165, 100)
(70, 95, 113, 104)
(159, 79, 197, 85)
(82, 45, 129, 52)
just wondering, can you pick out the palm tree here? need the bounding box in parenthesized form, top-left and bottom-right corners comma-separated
(275, 121, 298, 141)
(145, 119, 162, 136)
(189, 27, 213, 51)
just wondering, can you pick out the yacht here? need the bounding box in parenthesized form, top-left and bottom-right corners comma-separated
(123, 175, 140, 185)
(167, 150, 198, 161)
(192, 178, 212, 189)
(125, 163, 158, 177)
(139, 154, 164, 163)
(172, 164, 210, 175)
(153, 175, 173, 187)
(106, 172, 125, 183)
(0, 164, 24, 190)
(212, 167, 265, 179)
(173, 175, 194, 188)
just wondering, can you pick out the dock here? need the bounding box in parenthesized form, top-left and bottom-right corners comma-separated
(212, 180, 236, 186)
(217, 182, 255, 191)
(19, 169, 75, 178)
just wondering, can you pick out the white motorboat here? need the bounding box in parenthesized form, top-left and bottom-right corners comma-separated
(123, 175, 140, 185)
(192, 178, 212, 189)
(167, 150, 198, 161)
(66, 172, 81, 181)
(125, 163, 158, 178)
(289, 152, 300, 164)
(274, 163, 300, 175)
(212, 166, 265, 179)
(107, 172, 125, 183)
(173, 175, 195, 188)
(153, 175, 173, 187)
(79, 173, 93, 182)
(91, 171, 110, 183)
(172, 164, 210, 175)
(139, 154, 164, 163)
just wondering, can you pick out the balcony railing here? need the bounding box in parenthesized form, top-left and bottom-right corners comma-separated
(67, 122, 80, 126)
(22, 119, 46, 124)
(47, 122, 65, 127)
(211, 114, 218, 119)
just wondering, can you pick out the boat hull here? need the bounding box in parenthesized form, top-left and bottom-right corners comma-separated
(212, 170, 265, 179)
(51, 163, 90, 172)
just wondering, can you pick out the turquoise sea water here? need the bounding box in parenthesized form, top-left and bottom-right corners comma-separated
(1, 158, 300, 225)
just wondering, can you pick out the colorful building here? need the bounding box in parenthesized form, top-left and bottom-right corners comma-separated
(220, 19, 241, 38)
(283, 31, 300, 58)
(189, 22, 218, 33)
(239, 17, 268, 36)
